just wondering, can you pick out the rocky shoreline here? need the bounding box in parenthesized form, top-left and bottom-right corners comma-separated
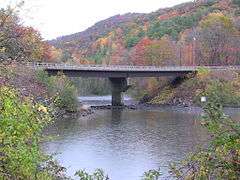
(87, 102, 240, 112)
(55, 100, 240, 120)
(90, 100, 198, 110)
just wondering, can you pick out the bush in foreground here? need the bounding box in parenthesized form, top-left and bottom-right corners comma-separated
(171, 92, 240, 179)
(74, 168, 161, 180)
(0, 86, 49, 178)
(0, 86, 71, 179)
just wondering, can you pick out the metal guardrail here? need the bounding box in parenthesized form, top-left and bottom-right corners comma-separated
(25, 62, 240, 72)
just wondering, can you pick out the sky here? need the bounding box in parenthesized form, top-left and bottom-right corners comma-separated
(2, 0, 192, 40)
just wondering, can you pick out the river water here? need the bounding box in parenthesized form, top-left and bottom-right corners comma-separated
(42, 96, 240, 180)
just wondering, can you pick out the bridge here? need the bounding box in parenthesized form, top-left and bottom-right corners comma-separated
(28, 63, 240, 106)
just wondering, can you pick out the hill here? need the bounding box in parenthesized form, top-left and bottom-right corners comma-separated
(50, 13, 143, 49)
(49, 0, 240, 66)
(48, 0, 240, 105)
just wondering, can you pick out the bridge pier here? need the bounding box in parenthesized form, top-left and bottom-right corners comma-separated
(109, 78, 129, 106)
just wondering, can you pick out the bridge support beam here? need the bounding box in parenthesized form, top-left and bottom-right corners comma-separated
(109, 77, 129, 106)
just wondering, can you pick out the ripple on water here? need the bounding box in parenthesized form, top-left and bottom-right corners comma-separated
(42, 107, 239, 180)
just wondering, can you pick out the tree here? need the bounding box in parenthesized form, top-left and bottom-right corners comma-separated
(60, 50, 72, 62)
(18, 27, 45, 60)
(144, 36, 177, 66)
(129, 37, 152, 65)
(0, 5, 23, 61)
(0, 2, 47, 62)
(147, 8, 210, 40)
(196, 13, 240, 65)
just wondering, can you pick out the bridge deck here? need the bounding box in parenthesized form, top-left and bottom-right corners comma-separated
(26, 63, 240, 78)
(27, 63, 240, 71)
(29, 63, 197, 72)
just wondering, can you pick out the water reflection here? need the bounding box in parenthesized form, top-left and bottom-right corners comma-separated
(43, 108, 210, 180)
(111, 109, 123, 125)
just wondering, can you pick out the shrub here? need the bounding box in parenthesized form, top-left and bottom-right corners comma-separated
(195, 80, 240, 107)
(196, 67, 210, 80)
(171, 90, 240, 179)
(53, 75, 78, 112)
(36, 70, 78, 112)
(74, 168, 161, 180)
(0, 86, 51, 179)
(75, 169, 109, 180)
(142, 169, 161, 180)
(36, 70, 54, 90)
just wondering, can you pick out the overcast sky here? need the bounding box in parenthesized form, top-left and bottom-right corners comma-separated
(2, 0, 192, 39)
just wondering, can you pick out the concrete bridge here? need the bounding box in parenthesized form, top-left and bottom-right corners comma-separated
(29, 63, 240, 106)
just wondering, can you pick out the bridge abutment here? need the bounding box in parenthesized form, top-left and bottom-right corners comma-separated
(109, 77, 129, 106)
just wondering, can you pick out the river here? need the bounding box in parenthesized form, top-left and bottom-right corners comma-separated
(42, 96, 240, 180)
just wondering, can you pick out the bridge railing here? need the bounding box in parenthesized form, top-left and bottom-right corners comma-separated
(25, 62, 240, 71)
(25, 62, 197, 71)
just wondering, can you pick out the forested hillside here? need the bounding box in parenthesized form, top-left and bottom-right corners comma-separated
(49, 0, 240, 66)
(1, 0, 239, 103)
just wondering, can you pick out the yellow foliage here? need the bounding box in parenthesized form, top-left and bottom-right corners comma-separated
(97, 37, 108, 46)
(196, 67, 210, 80)
(37, 104, 48, 113)
(111, 42, 117, 50)
(0, 47, 6, 53)
(150, 86, 174, 104)
(199, 13, 234, 31)
(108, 31, 115, 38)
(146, 78, 159, 92)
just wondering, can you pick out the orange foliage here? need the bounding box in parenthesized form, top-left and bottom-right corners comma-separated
(130, 38, 152, 65)
(42, 44, 62, 62)
(16, 27, 45, 60)
(110, 42, 127, 65)
(213, 0, 231, 10)
(158, 10, 180, 21)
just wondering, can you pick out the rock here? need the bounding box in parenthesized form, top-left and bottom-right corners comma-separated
(77, 104, 94, 117)
(63, 114, 69, 118)
(79, 105, 90, 111)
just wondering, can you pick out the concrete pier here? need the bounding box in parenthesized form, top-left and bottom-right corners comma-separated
(109, 78, 129, 106)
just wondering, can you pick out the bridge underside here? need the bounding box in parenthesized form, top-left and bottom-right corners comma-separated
(46, 69, 192, 78)
(46, 69, 193, 106)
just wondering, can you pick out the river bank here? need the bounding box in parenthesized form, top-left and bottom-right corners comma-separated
(89, 103, 240, 116)
(0, 63, 93, 118)
(132, 69, 240, 108)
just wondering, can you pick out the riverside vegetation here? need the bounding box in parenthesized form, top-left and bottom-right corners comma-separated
(0, 86, 63, 179)
(170, 90, 240, 179)
(35, 70, 78, 113)
(1, 81, 239, 179)
(148, 67, 240, 107)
